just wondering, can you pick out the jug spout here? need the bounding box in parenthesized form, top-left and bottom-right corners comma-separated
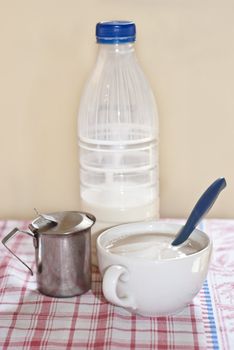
(82, 212, 96, 230)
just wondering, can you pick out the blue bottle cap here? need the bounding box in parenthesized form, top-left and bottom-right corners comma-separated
(96, 21, 136, 44)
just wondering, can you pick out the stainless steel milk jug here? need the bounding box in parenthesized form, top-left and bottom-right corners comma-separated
(2, 211, 95, 297)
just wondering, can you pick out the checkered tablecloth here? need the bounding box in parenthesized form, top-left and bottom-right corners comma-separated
(0, 219, 233, 349)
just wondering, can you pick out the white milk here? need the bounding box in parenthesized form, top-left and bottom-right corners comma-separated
(105, 233, 201, 260)
(81, 188, 157, 222)
(81, 186, 159, 264)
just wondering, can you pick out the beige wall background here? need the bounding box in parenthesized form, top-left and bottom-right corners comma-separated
(0, 0, 233, 220)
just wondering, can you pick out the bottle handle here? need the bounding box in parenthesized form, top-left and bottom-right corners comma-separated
(2, 228, 35, 275)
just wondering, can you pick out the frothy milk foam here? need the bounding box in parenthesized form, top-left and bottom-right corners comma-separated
(106, 233, 202, 260)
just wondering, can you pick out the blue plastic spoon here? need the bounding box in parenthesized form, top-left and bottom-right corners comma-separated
(171, 177, 227, 246)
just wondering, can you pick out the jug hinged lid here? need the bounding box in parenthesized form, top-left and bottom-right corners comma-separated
(29, 211, 95, 236)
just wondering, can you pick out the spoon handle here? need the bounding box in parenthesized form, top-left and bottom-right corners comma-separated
(171, 177, 226, 246)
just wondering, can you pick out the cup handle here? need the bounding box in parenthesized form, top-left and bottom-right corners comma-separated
(2, 228, 35, 275)
(102, 265, 136, 310)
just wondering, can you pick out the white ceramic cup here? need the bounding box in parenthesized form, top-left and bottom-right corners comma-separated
(97, 221, 212, 317)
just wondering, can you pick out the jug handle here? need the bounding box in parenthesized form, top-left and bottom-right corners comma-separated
(2, 228, 34, 275)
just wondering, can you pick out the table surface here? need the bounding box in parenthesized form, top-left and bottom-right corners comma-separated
(0, 219, 233, 350)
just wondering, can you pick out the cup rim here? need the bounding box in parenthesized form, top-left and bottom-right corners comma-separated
(97, 221, 212, 263)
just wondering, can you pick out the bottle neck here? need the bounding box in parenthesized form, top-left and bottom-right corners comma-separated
(96, 42, 136, 61)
